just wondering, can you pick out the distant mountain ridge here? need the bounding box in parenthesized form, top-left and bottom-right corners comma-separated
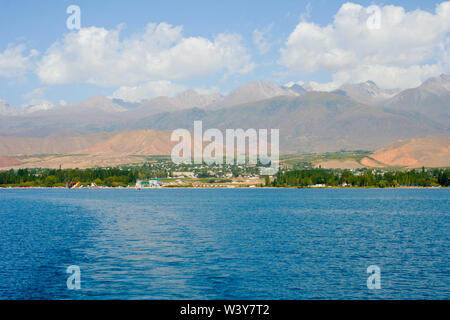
(131, 89, 223, 118)
(211, 80, 301, 109)
(333, 81, 400, 105)
(0, 75, 448, 155)
(384, 74, 450, 126)
(111, 81, 301, 118)
(125, 91, 446, 152)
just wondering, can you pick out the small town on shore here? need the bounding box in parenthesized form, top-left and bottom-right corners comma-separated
(1, 156, 449, 189)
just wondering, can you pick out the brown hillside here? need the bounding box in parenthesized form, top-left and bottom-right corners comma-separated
(1, 129, 209, 169)
(361, 136, 450, 168)
(0, 157, 21, 168)
(0, 132, 115, 157)
(78, 130, 175, 156)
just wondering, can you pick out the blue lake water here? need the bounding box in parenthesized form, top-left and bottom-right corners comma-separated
(0, 188, 448, 300)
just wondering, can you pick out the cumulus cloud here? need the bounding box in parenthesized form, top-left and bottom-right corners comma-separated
(112, 80, 186, 102)
(280, 2, 450, 88)
(0, 44, 38, 78)
(36, 22, 254, 87)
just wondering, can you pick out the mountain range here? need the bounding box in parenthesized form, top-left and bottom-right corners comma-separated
(384, 74, 450, 126)
(332, 81, 400, 106)
(0, 74, 448, 163)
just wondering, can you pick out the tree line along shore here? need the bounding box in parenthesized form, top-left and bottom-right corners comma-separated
(0, 166, 449, 188)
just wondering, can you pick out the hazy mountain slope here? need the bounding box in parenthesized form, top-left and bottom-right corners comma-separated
(334, 81, 399, 105)
(207, 93, 444, 152)
(47, 95, 128, 114)
(384, 74, 450, 126)
(133, 81, 299, 116)
(128, 92, 445, 153)
(130, 90, 223, 118)
(0, 76, 448, 154)
(78, 130, 174, 156)
(112, 99, 141, 110)
(0, 132, 115, 156)
(130, 96, 180, 117)
(0, 96, 127, 136)
(361, 136, 450, 168)
(212, 81, 300, 109)
(285, 84, 307, 95)
(123, 107, 207, 132)
(175, 90, 223, 109)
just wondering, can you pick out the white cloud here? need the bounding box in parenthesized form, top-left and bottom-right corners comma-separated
(112, 80, 186, 102)
(36, 23, 254, 87)
(23, 87, 48, 105)
(25, 103, 54, 113)
(280, 2, 450, 89)
(299, 3, 312, 22)
(253, 23, 274, 54)
(194, 86, 223, 95)
(332, 64, 443, 89)
(22, 87, 54, 111)
(305, 81, 340, 92)
(0, 44, 37, 78)
(285, 80, 340, 92)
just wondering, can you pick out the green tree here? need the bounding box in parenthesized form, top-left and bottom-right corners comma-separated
(45, 175, 57, 187)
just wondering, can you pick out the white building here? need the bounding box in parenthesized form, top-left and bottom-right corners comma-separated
(136, 179, 162, 188)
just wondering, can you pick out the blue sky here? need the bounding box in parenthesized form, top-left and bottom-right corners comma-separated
(0, 0, 448, 107)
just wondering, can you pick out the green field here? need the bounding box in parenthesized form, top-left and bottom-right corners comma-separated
(280, 151, 372, 168)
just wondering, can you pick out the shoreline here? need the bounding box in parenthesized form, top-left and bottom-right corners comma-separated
(0, 186, 447, 190)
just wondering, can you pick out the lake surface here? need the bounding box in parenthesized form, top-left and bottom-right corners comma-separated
(0, 188, 448, 299)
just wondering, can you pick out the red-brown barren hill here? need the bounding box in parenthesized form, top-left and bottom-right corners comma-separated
(361, 136, 450, 168)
